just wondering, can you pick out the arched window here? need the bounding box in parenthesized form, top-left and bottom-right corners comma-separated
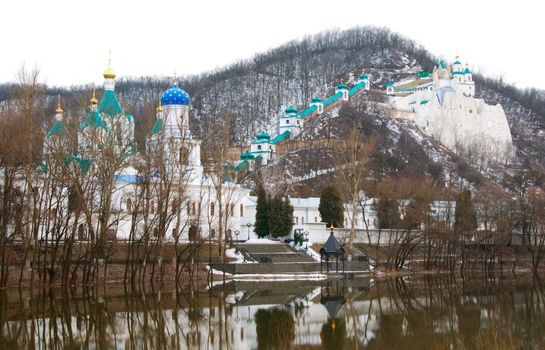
(187, 202, 191, 215)
(286, 120, 289, 124)
(257, 145, 261, 150)
(230, 203, 235, 217)
(210, 202, 215, 216)
(192, 202, 196, 215)
(240, 204, 244, 217)
(301, 217, 304, 224)
(127, 198, 132, 213)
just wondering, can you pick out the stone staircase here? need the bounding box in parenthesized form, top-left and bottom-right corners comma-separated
(213, 241, 369, 275)
(238, 243, 316, 264)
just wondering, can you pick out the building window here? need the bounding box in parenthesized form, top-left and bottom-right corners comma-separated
(211, 229, 216, 238)
(286, 120, 289, 124)
(301, 217, 304, 224)
(151, 201, 155, 213)
(296, 217, 299, 224)
(210, 202, 215, 216)
(192, 202, 196, 216)
(127, 198, 132, 212)
(230, 203, 235, 217)
(257, 145, 261, 150)
(187, 202, 191, 215)
(240, 204, 244, 217)
(315, 217, 317, 223)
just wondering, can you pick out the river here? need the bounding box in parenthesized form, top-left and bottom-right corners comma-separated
(1, 274, 544, 349)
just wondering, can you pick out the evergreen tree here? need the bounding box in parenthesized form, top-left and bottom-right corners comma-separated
(254, 183, 270, 238)
(319, 185, 345, 228)
(454, 188, 478, 232)
(268, 195, 294, 238)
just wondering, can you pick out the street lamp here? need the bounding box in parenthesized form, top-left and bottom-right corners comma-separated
(304, 230, 309, 250)
(246, 222, 252, 241)
(235, 230, 240, 254)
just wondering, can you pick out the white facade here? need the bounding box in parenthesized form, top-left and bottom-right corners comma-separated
(390, 57, 512, 161)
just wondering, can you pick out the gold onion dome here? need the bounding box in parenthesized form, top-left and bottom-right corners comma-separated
(156, 101, 163, 113)
(90, 87, 98, 105)
(55, 95, 63, 114)
(103, 66, 116, 79)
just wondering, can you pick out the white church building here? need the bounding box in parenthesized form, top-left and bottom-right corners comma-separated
(388, 56, 513, 161)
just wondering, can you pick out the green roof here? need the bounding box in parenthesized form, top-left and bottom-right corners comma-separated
(98, 90, 123, 117)
(234, 160, 249, 172)
(452, 71, 464, 75)
(311, 97, 322, 103)
(386, 80, 394, 87)
(151, 118, 163, 135)
(299, 105, 317, 118)
(81, 111, 108, 131)
(323, 92, 342, 107)
(420, 100, 429, 105)
(359, 74, 369, 80)
(46, 120, 65, 138)
(336, 83, 348, 90)
(439, 59, 447, 69)
(349, 81, 365, 96)
(284, 106, 298, 115)
(270, 130, 291, 144)
(453, 60, 462, 65)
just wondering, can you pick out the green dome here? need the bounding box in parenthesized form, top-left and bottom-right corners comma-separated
(284, 106, 298, 114)
(256, 131, 271, 140)
(464, 67, 471, 74)
(453, 60, 462, 65)
(386, 80, 394, 87)
(359, 74, 369, 79)
(418, 70, 430, 79)
(240, 151, 255, 160)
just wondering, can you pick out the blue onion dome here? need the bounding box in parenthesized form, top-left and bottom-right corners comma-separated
(160, 83, 190, 106)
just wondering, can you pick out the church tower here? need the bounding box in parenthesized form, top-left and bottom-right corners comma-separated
(157, 82, 203, 183)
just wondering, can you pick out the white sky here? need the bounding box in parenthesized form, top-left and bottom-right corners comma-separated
(1, 0, 542, 90)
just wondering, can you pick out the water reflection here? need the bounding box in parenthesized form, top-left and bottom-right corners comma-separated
(1, 275, 545, 349)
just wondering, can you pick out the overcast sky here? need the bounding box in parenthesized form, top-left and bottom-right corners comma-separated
(1, 0, 542, 90)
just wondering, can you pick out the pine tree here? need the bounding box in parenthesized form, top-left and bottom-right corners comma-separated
(454, 188, 477, 232)
(268, 195, 294, 238)
(318, 185, 345, 228)
(254, 183, 269, 238)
